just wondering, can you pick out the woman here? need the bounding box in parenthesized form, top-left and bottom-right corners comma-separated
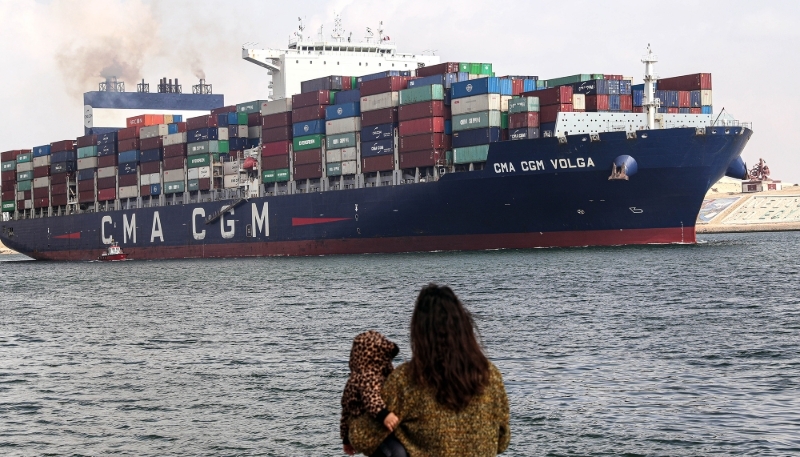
(348, 284, 510, 456)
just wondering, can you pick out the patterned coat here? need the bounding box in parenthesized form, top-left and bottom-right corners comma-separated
(340, 330, 399, 446)
(348, 362, 510, 457)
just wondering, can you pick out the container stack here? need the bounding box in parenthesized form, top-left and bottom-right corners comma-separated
(237, 100, 265, 156)
(96, 130, 119, 204)
(507, 96, 541, 140)
(450, 77, 512, 166)
(49, 140, 77, 210)
(213, 106, 248, 158)
(76, 134, 97, 206)
(522, 85, 572, 134)
(292, 89, 332, 188)
(14, 151, 34, 212)
(359, 73, 413, 178)
(185, 113, 230, 194)
(632, 74, 711, 114)
(140, 116, 181, 200)
(1, 150, 21, 214)
(397, 82, 449, 172)
(569, 78, 631, 113)
(325, 92, 361, 187)
(261, 98, 293, 192)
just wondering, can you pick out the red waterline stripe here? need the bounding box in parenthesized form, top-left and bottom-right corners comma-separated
(291, 217, 351, 226)
(53, 232, 81, 240)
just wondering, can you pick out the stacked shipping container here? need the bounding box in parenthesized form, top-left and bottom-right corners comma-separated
(450, 77, 512, 165)
(261, 98, 293, 187)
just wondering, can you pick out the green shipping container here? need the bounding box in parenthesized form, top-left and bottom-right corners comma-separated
(236, 100, 266, 114)
(326, 162, 342, 177)
(326, 132, 357, 150)
(187, 179, 199, 191)
(17, 180, 32, 191)
(187, 140, 229, 155)
(2, 201, 15, 212)
(590, 74, 604, 80)
(469, 63, 482, 75)
(237, 112, 249, 125)
(399, 84, 445, 105)
(1, 161, 15, 172)
(187, 154, 211, 168)
(16, 153, 32, 163)
(508, 97, 540, 114)
(351, 76, 358, 89)
(545, 74, 591, 88)
(501, 112, 508, 129)
(275, 168, 290, 182)
(480, 63, 493, 75)
(262, 169, 277, 183)
(452, 111, 502, 132)
(293, 134, 324, 152)
(164, 181, 185, 194)
(453, 145, 490, 164)
(17, 171, 33, 181)
(459, 63, 470, 73)
(77, 145, 98, 159)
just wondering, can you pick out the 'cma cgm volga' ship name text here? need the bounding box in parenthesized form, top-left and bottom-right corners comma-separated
(493, 156, 596, 174)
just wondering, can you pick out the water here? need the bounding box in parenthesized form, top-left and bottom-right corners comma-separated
(1, 232, 799, 456)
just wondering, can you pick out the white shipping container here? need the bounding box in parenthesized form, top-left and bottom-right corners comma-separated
(23, 200, 32, 209)
(223, 174, 240, 188)
(33, 177, 50, 188)
(164, 168, 185, 182)
(140, 124, 169, 139)
(119, 185, 138, 199)
(360, 92, 399, 112)
(700, 90, 712, 106)
(235, 125, 249, 138)
(341, 160, 357, 175)
(197, 166, 210, 179)
(223, 161, 240, 176)
(187, 168, 199, 180)
(450, 94, 510, 116)
(98, 166, 117, 178)
(248, 126, 261, 138)
(261, 98, 292, 116)
(164, 132, 187, 146)
(572, 94, 586, 111)
(341, 147, 357, 162)
(217, 128, 230, 141)
(16, 162, 33, 172)
(77, 157, 98, 170)
(147, 172, 161, 184)
(32, 155, 51, 168)
(326, 148, 342, 163)
(326, 117, 361, 136)
(140, 174, 151, 186)
(17, 192, 25, 200)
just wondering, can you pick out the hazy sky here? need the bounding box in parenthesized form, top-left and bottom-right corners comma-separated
(2, 0, 798, 181)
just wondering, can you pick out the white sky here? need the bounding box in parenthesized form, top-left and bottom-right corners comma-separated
(1, 0, 798, 181)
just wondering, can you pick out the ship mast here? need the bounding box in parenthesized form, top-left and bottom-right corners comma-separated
(642, 44, 659, 129)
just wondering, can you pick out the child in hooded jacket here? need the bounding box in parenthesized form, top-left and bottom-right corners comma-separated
(341, 330, 406, 457)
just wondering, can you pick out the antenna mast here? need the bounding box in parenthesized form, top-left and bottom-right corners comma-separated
(642, 44, 659, 130)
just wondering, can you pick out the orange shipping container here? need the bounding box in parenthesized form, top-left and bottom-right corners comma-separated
(126, 114, 164, 128)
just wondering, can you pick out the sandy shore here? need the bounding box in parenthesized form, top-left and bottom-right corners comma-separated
(0, 240, 18, 255)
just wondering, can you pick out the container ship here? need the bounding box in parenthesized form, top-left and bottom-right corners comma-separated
(0, 18, 752, 260)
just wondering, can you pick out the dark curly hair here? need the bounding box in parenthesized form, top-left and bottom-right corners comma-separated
(408, 284, 490, 411)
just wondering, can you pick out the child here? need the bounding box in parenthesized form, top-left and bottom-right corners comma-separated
(341, 330, 407, 457)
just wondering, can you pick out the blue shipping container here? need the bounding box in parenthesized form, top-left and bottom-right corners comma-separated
(119, 162, 137, 175)
(96, 132, 117, 145)
(360, 123, 395, 141)
(168, 123, 179, 134)
(357, 70, 412, 84)
(607, 80, 620, 95)
(325, 102, 360, 121)
(609, 95, 621, 111)
(445, 120, 452, 135)
(540, 122, 556, 133)
(189, 128, 221, 142)
(690, 91, 702, 108)
(98, 143, 117, 156)
(509, 127, 540, 140)
(150, 184, 161, 196)
(701, 106, 713, 114)
(452, 127, 502, 148)
(655, 90, 679, 108)
(523, 79, 536, 92)
(619, 80, 631, 95)
(292, 120, 326, 137)
(216, 113, 230, 127)
(450, 77, 512, 99)
(334, 89, 362, 105)
(408, 74, 444, 89)
(140, 148, 162, 163)
(360, 139, 395, 158)
(50, 161, 76, 174)
(118, 150, 140, 164)
(633, 90, 644, 107)
(33, 145, 51, 157)
(51, 150, 76, 163)
(227, 112, 239, 125)
(77, 168, 95, 181)
(229, 138, 248, 151)
(246, 138, 261, 149)
(679, 108, 691, 114)
(457, 72, 470, 83)
(573, 79, 609, 95)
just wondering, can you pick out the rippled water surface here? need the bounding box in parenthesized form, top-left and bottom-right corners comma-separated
(1, 232, 799, 456)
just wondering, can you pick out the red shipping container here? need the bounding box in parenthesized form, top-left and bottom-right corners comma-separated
(118, 126, 142, 141)
(175, 122, 187, 133)
(399, 150, 447, 168)
(361, 107, 399, 127)
(657, 73, 712, 91)
(164, 143, 187, 158)
(678, 91, 691, 108)
(262, 140, 292, 157)
(50, 140, 75, 152)
(398, 101, 449, 121)
(399, 133, 450, 153)
(262, 112, 293, 129)
(1, 150, 20, 162)
(586, 95, 610, 111)
(508, 112, 540, 129)
(620, 95, 633, 111)
(2, 183, 15, 194)
(140, 161, 160, 174)
(51, 183, 68, 195)
(667, 107, 680, 114)
(292, 90, 331, 109)
(399, 117, 445, 137)
(98, 188, 116, 202)
(163, 156, 184, 170)
(633, 107, 644, 113)
(140, 185, 151, 197)
(79, 180, 94, 192)
(603, 74, 623, 80)
(539, 104, 573, 124)
(211, 105, 237, 115)
(34, 166, 50, 178)
(77, 134, 97, 148)
(262, 126, 293, 143)
(292, 105, 327, 123)
(52, 194, 68, 206)
(79, 191, 95, 203)
(524, 86, 573, 106)
(511, 79, 525, 96)
(140, 137, 163, 150)
(186, 115, 218, 130)
(2, 190, 14, 200)
(415, 62, 460, 78)
(293, 149, 322, 165)
(293, 163, 322, 180)
(689, 108, 702, 114)
(198, 178, 211, 191)
(98, 155, 117, 168)
(262, 154, 290, 170)
(127, 114, 163, 128)
(361, 155, 394, 173)
(21, 190, 31, 199)
(247, 112, 262, 127)
(34, 198, 49, 209)
(97, 177, 116, 189)
(117, 138, 139, 151)
(118, 174, 137, 187)
(16, 200, 24, 210)
(359, 76, 412, 97)
(50, 173, 68, 185)
(33, 187, 49, 199)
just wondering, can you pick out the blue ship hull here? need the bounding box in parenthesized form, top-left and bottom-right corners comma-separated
(0, 127, 752, 260)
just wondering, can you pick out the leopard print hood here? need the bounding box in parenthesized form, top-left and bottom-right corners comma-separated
(348, 330, 399, 374)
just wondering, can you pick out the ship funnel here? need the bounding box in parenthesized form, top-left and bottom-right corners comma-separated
(192, 79, 213, 95)
(99, 76, 125, 92)
(158, 77, 182, 94)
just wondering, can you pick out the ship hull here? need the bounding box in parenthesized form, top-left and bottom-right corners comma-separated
(0, 127, 752, 260)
